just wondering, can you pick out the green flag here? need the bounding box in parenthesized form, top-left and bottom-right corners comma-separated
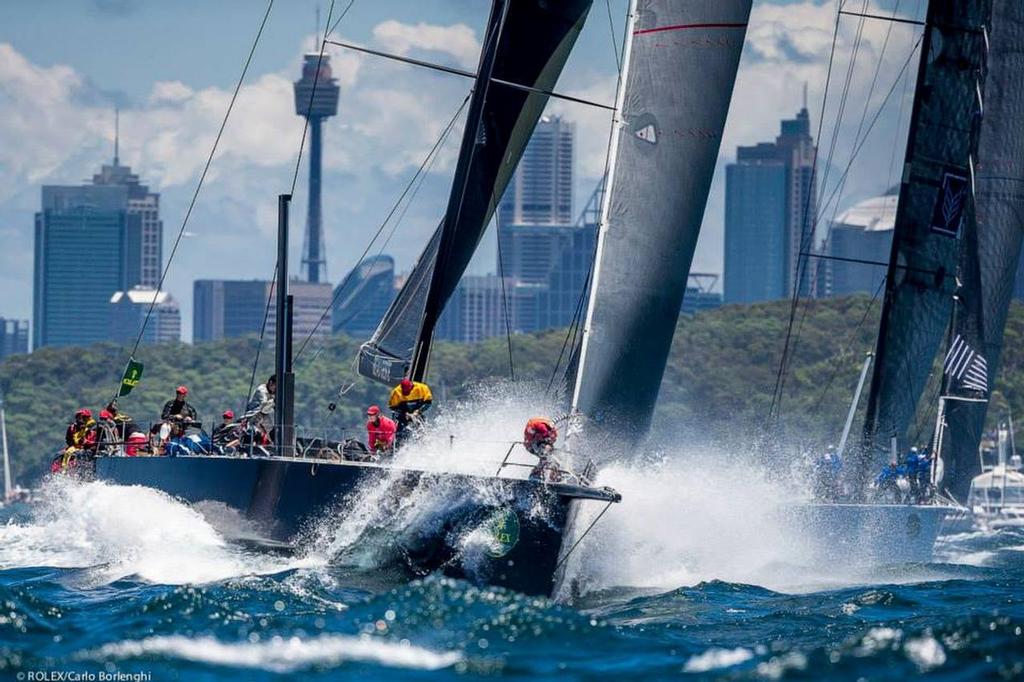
(118, 359, 144, 396)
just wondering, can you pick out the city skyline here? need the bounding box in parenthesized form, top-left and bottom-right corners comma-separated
(0, 1, 925, 341)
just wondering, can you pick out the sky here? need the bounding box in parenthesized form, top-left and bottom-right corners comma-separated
(0, 0, 926, 341)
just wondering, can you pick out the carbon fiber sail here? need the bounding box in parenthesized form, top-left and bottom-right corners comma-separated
(857, 0, 990, 490)
(943, 0, 1024, 499)
(358, 0, 593, 385)
(570, 0, 751, 444)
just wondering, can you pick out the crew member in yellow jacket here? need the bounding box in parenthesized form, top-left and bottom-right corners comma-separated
(388, 378, 433, 444)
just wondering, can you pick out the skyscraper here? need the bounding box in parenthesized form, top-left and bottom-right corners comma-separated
(193, 279, 332, 346)
(294, 53, 340, 284)
(92, 114, 163, 288)
(436, 276, 512, 343)
(34, 184, 139, 348)
(0, 319, 29, 360)
(724, 107, 817, 304)
(193, 280, 270, 342)
(109, 288, 181, 345)
(498, 115, 575, 228)
(826, 190, 897, 298)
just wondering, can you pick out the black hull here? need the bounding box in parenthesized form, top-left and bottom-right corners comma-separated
(91, 455, 613, 596)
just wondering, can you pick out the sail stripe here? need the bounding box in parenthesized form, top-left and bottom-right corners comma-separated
(633, 22, 747, 36)
(943, 334, 988, 394)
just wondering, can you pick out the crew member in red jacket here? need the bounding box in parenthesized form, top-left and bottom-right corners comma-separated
(366, 405, 397, 455)
(524, 416, 562, 482)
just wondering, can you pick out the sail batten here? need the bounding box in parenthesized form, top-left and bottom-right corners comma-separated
(570, 0, 752, 450)
(358, 0, 594, 385)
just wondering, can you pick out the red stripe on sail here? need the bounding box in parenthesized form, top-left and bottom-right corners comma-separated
(634, 22, 748, 36)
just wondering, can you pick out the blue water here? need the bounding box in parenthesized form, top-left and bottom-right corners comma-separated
(1, 477, 1022, 680)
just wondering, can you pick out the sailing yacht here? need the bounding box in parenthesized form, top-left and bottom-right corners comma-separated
(90, 0, 622, 598)
(943, 423, 1024, 533)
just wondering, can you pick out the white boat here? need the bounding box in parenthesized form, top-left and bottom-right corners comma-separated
(953, 423, 1024, 532)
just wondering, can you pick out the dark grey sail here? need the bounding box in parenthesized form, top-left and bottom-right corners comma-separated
(358, 0, 593, 385)
(570, 0, 751, 445)
(943, 1, 1024, 499)
(856, 0, 990, 491)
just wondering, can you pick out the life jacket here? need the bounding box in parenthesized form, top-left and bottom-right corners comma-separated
(388, 382, 433, 413)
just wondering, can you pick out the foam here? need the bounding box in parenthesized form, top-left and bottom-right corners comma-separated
(83, 634, 461, 672)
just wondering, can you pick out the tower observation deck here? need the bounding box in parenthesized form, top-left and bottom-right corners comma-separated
(294, 53, 340, 283)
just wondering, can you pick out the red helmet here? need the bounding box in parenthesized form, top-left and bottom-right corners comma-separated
(176, 385, 189, 395)
(366, 405, 381, 416)
(99, 410, 113, 420)
(400, 378, 413, 393)
(75, 408, 92, 419)
(223, 410, 234, 419)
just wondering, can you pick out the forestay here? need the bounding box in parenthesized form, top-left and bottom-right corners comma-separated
(570, 0, 751, 445)
(358, 0, 594, 385)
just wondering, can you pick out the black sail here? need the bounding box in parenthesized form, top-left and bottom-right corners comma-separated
(857, 0, 990, 491)
(944, 0, 1024, 499)
(358, 0, 593, 385)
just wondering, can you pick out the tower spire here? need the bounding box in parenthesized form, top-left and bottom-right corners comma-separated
(802, 81, 808, 111)
(114, 107, 120, 166)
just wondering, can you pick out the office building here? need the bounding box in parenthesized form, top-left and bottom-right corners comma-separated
(724, 107, 817, 304)
(33, 126, 164, 349)
(109, 288, 181, 345)
(0, 319, 29, 360)
(193, 279, 332, 345)
(34, 184, 139, 348)
(332, 255, 396, 338)
(436, 275, 512, 343)
(826, 190, 897, 297)
(681, 274, 723, 316)
(295, 53, 340, 283)
(498, 115, 575, 228)
(265, 280, 334, 346)
(193, 280, 272, 342)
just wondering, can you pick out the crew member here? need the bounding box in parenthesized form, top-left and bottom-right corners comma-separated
(906, 447, 933, 503)
(874, 459, 904, 503)
(365, 405, 397, 455)
(212, 410, 239, 447)
(524, 416, 561, 482)
(162, 385, 198, 425)
(56, 409, 97, 472)
(242, 375, 276, 448)
(813, 445, 843, 500)
(388, 378, 433, 444)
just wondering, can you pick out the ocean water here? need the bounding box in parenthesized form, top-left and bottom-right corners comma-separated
(1, 468, 1022, 681)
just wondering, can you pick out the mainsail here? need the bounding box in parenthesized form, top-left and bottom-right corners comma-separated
(943, 0, 1024, 499)
(570, 0, 751, 445)
(857, 0, 990, 489)
(358, 0, 593, 385)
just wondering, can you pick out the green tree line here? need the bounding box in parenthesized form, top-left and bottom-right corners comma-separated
(3, 295, 1023, 485)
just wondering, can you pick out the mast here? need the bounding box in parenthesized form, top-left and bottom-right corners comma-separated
(274, 194, 296, 457)
(570, 0, 638, 413)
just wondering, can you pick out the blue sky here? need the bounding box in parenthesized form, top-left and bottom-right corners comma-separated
(0, 0, 923, 340)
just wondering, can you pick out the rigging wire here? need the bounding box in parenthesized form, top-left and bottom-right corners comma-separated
(767, 7, 925, 425)
(293, 94, 472, 362)
(114, 0, 275, 395)
(243, 265, 278, 412)
(495, 228, 517, 382)
(605, 0, 622, 72)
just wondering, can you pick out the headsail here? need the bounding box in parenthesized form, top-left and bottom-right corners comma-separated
(570, 0, 752, 446)
(943, 0, 1024, 499)
(856, 0, 990, 490)
(358, 0, 594, 385)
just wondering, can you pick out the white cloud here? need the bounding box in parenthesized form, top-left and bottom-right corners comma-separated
(372, 20, 480, 69)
